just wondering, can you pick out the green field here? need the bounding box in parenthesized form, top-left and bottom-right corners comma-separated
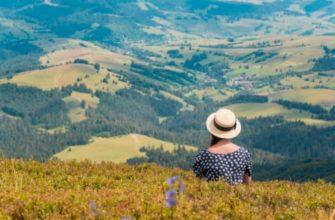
(54, 134, 196, 163)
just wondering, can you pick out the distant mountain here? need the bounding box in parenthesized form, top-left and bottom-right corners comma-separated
(1, 0, 335, 45)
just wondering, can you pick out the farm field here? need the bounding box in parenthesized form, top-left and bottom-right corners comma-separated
(54, 134, 196, 163)
(0, 159, 334, 219)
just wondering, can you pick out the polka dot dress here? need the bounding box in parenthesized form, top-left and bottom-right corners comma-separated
(193, 147, 252, 185)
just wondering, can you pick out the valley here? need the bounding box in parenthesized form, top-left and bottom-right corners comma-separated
(1, 0, 335, 183)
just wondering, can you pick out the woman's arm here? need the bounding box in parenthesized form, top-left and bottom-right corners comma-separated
(243, 174, 252, 185)
(243, 150, 253, 185)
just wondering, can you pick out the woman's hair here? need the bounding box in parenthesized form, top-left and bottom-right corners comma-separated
(210, 134, 224, 146)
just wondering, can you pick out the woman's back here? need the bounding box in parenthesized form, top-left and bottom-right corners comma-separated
(194, 107, 253, 184)
(193, 146, 252, 185)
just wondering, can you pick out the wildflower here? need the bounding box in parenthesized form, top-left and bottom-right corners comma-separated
(167, 176, 178, 186)
(165, 189, 177, 208)
(165, 176, 186, 208)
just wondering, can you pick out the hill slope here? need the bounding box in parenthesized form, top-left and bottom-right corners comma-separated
(0, 160, 334, 219)
(54, 134, 196, 163)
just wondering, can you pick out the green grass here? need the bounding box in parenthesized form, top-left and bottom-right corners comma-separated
(54, 134, 196, 163)
(0, 159, 334, 219)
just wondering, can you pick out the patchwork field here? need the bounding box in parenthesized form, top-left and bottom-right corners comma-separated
(54, 134, 197, 163)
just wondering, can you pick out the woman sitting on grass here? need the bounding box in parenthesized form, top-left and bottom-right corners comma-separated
(193, 108, 252, 185)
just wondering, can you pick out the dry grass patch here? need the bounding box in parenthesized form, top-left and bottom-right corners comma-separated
(54, 134, 196, 163)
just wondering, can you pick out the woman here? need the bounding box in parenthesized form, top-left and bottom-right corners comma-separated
(193, 108, 252, 185)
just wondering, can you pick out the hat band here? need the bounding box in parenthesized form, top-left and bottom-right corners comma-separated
(214, 119, 237, 132)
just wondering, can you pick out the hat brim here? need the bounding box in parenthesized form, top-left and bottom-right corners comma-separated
(206, 113, 241, 139)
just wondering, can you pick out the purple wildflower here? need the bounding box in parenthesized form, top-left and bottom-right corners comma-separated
(165, 189, 177, 208)
(167, 176, 178, 186)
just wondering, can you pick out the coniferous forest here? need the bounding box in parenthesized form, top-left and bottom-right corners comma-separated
(1, 83, 335, 182)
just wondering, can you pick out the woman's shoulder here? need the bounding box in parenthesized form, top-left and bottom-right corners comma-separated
(196, 149, 208, 156)
(194, 149, 210, 159)
(237, 146, 251, 155)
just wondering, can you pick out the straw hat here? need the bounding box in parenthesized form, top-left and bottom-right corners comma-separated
(206, 108, 241, 139)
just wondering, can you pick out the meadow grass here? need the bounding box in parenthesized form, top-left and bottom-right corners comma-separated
(39, 39, 132, 68)
(0, 64, 93, 90)
(226, 102, 335, 126)
(1, 64, 129, 93)
(226, 103, 310, 119)
(54, 134, 196, 163)
(0, 159, 334, 219)
(268, 89, 335, 109)
(63, 92, 100, 123)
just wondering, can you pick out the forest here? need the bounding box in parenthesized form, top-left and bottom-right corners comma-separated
(1, 83, 335, 168)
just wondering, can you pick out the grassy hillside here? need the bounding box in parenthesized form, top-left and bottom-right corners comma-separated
(226, 102, 335, 126)
(268, 89, 335, 109)
(0, 159, 334, 219)
(54, 134, 196, 163)
(1, 64, 129, 93)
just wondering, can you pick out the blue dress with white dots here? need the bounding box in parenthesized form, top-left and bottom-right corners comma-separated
(193, 147, 252, 184)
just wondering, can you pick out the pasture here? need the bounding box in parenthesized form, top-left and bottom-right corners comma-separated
(268, 89, 335, 109)
(1, 64, 129, 93)
(54, 134, 196, 163)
